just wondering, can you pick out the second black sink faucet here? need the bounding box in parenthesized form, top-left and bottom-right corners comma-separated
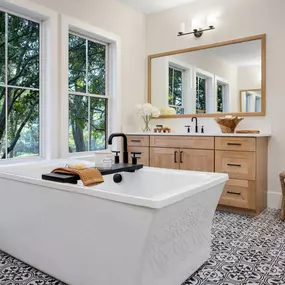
(108, 133, 128, 164)
(192, 117, 198, 133)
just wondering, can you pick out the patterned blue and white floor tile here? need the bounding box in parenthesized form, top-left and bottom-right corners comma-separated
(1, 209, 285, 285)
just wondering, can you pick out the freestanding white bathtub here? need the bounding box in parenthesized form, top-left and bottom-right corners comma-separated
(0, 159, 228, 285)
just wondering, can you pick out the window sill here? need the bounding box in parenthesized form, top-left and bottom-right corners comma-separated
(0, 156, 46, 166)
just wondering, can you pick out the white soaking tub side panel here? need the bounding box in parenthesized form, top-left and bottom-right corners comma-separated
(141, 183, 225, 285)
(0, 177, 154, 285)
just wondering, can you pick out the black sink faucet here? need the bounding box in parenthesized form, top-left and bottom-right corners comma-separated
(108, 133, 128, 164)
(191, 117, 198, 133)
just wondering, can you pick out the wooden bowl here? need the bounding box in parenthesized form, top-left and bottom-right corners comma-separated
(215, 117, 244, 133)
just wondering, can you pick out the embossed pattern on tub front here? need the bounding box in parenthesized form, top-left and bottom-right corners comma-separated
(141, 184, 224, 285)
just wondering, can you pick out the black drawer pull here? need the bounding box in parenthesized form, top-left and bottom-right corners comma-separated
(174, 151, 178, 163)
(180, 151, 184, 163)
(131, 140, 141, 143)
(227, 163, 241, 167)
(227, 143, 242, 146)
(227, 191, 241, 196)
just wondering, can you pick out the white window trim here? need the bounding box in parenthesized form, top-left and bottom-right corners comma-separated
(215, 75, 230, 112)
(168, 58, 193, 114)
(195, 68, 214, 113)
(60, 15, 121, 158)
(0, 0, 59, 164)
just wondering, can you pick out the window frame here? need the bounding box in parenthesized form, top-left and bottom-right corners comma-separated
(215, 75, 230, 113)
(68, 31, 109, 153)
(0, 0, 58, 164)
(168, 64, 184, 114)
(60, 15, 121, 158)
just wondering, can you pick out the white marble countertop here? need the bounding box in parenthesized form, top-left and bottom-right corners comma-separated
(126, 132, 271, 137)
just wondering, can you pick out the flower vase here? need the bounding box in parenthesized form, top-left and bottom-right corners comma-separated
(141, 115, 152, 132)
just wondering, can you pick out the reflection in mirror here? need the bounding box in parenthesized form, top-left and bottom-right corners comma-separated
(240, 89, 261, 112)
(150, 36, 265, 116)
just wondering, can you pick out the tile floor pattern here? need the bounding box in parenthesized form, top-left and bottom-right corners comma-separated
(0, 209, 285, 285)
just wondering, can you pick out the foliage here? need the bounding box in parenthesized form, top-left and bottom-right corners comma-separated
(0, 12, 40, 159)
(68, 34, 107, 152)
(196, 76, 206, 113)
(217, 84, 223, 112)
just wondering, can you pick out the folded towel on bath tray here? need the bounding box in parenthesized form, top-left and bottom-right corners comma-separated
(52, 164, 104, 186)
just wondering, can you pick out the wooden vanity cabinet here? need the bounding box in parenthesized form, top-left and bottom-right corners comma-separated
(179, 149, 214, 172)
(150, 147, 180, 169)
(215, 136, 268, 216)
(149, 136, 214, 172)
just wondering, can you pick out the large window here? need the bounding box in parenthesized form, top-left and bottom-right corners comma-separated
(68, 33, 108, 153)
(0, 11, 40, 159)
(196, 75, 206, 113)
(168, 66, 184, 114)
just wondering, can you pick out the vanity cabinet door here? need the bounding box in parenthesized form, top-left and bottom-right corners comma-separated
(150, 147, 180, 169)
(179, 149, 214, 172)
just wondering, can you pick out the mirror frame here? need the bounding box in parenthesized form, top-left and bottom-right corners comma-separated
(148, 34, 266, 118)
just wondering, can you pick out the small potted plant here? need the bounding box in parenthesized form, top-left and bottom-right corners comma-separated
(135, 103, 160, 132)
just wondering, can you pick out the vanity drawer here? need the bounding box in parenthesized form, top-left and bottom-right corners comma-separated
(215, 137, 256, 152)
(215, 150, 256, 180)
(127, 135, 149, 147)
(219, 179, 256, 210)
(150, 136, 214, 149)
(128, 146, 149, 166)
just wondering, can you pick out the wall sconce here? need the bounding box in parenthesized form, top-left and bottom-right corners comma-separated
(178, 16, 216, 38)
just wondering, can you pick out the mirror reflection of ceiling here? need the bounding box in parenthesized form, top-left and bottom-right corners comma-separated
(150, 39, 262, 116)
(173, 40, 261, 68)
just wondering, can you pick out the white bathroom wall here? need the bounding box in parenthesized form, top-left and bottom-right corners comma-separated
(238, 65, 262, 91)
(28, 0, 146, 130)
(151, 57, 169, 108)
(146, 0, 285, 208)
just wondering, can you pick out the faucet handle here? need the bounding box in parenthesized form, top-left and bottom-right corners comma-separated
(184, 125, 191, 133)
(131, 152, 141, 165)
(112, 151, 120, 164)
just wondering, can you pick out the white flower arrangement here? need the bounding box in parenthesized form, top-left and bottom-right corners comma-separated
(160, 106, 177, 115)
(135, 103, 160, 132)
(135, 103, 160, 118)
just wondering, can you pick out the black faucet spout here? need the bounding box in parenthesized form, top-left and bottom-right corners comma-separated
(191, 117, 198, 133)
(108, 133, 128, 164)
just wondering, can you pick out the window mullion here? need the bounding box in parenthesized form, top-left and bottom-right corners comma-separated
(86, 39, 91, 151)
(4, 12, 8, 159)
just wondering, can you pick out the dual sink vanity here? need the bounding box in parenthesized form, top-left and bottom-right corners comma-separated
(127, 132, 269, 216)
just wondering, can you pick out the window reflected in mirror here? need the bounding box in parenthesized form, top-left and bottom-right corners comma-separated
(240, 89, 261, 113)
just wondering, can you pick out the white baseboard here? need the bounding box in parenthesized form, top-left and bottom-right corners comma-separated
(268, 192, 282, 209)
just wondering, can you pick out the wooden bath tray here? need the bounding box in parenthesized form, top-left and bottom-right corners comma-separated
(42, 163, 143, 184)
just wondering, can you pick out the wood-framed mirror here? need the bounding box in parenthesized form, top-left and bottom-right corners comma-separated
(148, 34, 266, 118)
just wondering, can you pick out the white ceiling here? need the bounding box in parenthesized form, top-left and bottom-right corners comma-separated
(118, 0, 198, 14)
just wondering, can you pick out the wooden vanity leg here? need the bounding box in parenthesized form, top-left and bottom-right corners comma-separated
(279, 172, 285, 220)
